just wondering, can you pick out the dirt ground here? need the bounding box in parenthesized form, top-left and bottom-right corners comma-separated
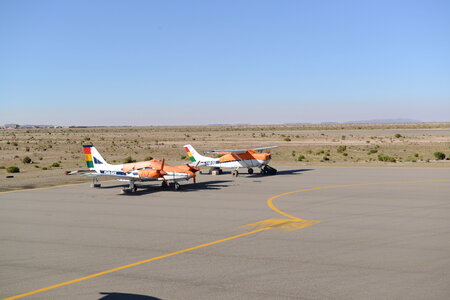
(1, 122, 449, 191)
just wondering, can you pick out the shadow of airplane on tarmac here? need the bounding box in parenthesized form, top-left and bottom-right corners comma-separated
(98, 292, 161, 300)
(244, 168, 314, 178)
(276, 168, 314, 175)
(118, 180, 233, 196)
(97, 168, 313, 195)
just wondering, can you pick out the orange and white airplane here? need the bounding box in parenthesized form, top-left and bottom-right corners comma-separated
(184, 144, 278, 176)
(82, 145, 199, 193)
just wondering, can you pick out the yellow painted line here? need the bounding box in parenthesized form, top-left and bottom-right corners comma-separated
(267, 179, 450, 220)
(4, 227, 268, 300)
(242, 218, 319, 231)
(6, 178, 450, 299)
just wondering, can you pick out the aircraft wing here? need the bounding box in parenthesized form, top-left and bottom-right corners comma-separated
(81, 172, 132, 180)
(204, 146, 278, 154)
(148, 160, 164, 170)
(204, 149, 247, 154)
(252, 146, 279, 152)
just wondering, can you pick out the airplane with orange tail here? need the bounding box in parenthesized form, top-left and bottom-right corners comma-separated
(184, 144, 278, 177)
(82, 145, 199, 193)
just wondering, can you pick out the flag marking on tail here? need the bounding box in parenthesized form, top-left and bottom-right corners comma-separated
(184, 147, 196, 162)
(83, 145, 94, 168)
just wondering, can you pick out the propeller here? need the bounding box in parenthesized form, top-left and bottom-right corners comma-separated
(189, 161, 201, 184)
(185, 160, 200, 173)
(158, 159, 168, 186)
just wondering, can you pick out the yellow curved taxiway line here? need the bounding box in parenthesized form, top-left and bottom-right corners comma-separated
(4, 179, 450, 299)
(267, 179, 450, 221)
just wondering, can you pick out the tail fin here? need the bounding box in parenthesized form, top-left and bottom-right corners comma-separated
(83, 145, 109, 170)
(183, 144, 213, 163)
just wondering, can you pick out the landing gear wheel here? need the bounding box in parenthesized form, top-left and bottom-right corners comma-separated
(121, 188, 132, 194)
(262, 165, 277, 175)
(132, 186, 138, 193)
(232, 170, 239, 177)
(174, 182, 181, 191)
(248, 168, 254, 175)
(210, 167, 223, 175)
(161, 181, 168, 188)
(91, 178, 101, 188)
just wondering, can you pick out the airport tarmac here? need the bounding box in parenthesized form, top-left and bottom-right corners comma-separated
(1, 166, 450, 300)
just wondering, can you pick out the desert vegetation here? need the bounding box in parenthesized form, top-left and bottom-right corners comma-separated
(1, 122, 449, 190)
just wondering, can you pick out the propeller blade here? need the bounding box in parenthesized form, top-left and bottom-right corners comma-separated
(161, 159, 165, 171)
(184, 163, 199, 173)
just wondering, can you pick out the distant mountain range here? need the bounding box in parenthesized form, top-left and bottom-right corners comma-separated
(3, 119, 426, 128)
(343, 118, 421, 124)
(318, 119, 422, 124)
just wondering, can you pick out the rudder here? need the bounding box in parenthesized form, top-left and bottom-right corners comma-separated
(83, 145, 109, 170)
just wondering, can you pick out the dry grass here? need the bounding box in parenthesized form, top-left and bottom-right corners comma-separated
(1, 123, 449, 191)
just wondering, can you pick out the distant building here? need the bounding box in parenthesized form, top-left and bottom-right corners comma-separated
(3, 124, 20, 129)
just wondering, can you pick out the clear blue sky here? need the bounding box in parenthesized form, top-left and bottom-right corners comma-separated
(1, 0, 449, 125)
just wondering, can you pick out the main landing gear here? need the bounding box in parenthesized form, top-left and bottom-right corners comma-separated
(91, 177, 101, 188)
(122, 181, 138, 194)
(260, 165, 277, 175)
(209, 167, 223, 176)
(173, 182, 181, 191)
(162, 181, 181, 191)
(232, 170, 239, 177)
(247, 168, 254, 175)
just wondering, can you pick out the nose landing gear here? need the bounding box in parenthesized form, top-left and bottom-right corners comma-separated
(260, 165, 277, 175)
(209, 167, 223, 176)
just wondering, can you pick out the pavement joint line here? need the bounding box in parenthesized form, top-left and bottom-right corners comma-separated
(304, 165, 450, 169)
(0, 182, 90, 194)
(0, 179, 117, 194)
(3, 178, 450, 299)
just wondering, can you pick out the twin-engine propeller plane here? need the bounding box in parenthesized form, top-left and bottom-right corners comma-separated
(82, 145, 199, 194)
(184, 144, 278, 177)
